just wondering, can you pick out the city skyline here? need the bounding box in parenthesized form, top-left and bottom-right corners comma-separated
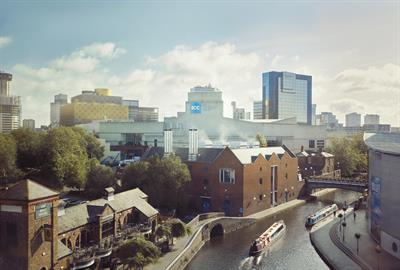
(0, 1, 399, 126)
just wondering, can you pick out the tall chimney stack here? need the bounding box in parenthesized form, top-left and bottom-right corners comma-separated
(164, 129, 173, 156)
(188, 129, 198, 161)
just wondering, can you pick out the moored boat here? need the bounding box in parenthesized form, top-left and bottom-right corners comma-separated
(305, 203, 338, 227)
(248, 220, 286, 257)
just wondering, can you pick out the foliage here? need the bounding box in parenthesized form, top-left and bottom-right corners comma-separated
(41, 127, 89, 188)
(11, 128, 45, 169)
(85, 159, 116, 197)
(71, 127, 104, 160)
(256, 133, 268, 147)
(122, 154, 191, 211)
(115, 236, 160, 269)
(155, 224, 171, 241)
(327, 134, 368, 177)
(0, 133, 17, 179)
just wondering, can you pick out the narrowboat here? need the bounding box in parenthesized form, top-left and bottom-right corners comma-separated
(248, 220, 286, 257)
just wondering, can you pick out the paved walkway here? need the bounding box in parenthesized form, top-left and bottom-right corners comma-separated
(338, 208, 400, 270)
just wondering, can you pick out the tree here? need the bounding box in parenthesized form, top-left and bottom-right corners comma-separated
(256, 133, 268, 147)
(115, 237, 160, 269)
(327, 135, 368, 177)
(166, 219, 191, 245)
(72, 127, 104, 160)
(121, 161, 150, 191)
(11, 128, 45, 169)
(41, 127, 89, 188)
(0, 134, 18, 181)
(85, 159, 116, 198)
(155, 224, 171, 243)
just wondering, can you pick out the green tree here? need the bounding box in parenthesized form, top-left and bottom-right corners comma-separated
(165, 219, 191, 245)
(11, 128, 45, 169)
(155, 224, 171, 243)
(0, 134, 17, 180)
(115, 237, 160, 269)
(121, 161, 150, 191)
(85, 159, 116, 198)
(72, 127, 104, 160)
(256, 133, 268, 147)
(41, 127, 89, 188)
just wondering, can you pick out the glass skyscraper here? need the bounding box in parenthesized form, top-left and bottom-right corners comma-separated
(262, 71, 312, 125)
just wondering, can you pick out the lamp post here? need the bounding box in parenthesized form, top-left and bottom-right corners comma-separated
(342, 221, 347, 242)
(338, 213, 343, 232)
(355, 233, 361, 254)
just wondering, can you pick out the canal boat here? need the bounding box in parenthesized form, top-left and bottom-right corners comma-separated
(305, 203, 338, 227)
(248, 220, 286, 257)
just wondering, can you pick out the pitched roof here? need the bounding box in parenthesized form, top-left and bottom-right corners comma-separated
(143, 147, 224, 163)
(0, 179, 59, 201)
(57, 240, 72, 259)
(230, 147, 289, 164)
(58, 188, 157, 233)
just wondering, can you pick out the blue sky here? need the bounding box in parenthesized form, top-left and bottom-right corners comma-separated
(0, 1, 399, 126)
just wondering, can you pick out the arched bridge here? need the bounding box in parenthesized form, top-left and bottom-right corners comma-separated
(304, 178, 368, 194)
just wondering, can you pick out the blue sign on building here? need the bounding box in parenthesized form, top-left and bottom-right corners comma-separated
(190, 102, 202, 114)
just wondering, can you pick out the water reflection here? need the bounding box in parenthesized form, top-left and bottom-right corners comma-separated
(186, 190, 360, 270)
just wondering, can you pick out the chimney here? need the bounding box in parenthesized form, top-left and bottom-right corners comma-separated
(301, 145, 304, 152)
(164, 129, 173, 156)
(188, 129, 198, 161)
(104, 187, 115, 201)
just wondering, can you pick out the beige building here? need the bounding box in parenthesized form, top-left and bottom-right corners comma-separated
(22, 119, 35, 130)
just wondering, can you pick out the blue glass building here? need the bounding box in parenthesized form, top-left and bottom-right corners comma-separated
(262, 71, 312, 125)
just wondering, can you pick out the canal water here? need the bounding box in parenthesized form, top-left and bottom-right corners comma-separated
(186, 190, 360, 270)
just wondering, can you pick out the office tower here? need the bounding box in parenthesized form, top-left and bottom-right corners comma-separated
(185, 85, 223, 117)
(253, 100, 265, 120)
(50, 94, 68, 126)
(262, 71, 312, 124)
(122, 100, 159, 122)
(346, 112, 361, 127)
(364, 114, 380, 125)
(312, 104, 317, 125)
(0, 71, 21, 133)
(22, 119, 35, 130)
(316, 112, 341, 130)
(231, 101, 250, 120)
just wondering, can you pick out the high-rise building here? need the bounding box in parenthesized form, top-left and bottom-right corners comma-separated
(185, 85, 223, 117)
(364, 114, 380, 125)
(22, 119, 35, 130)
(345, 112, 361, 127)
(253, 101, 265, 120)
(231, 101, 250, 120)
(0, 72, 21, 133)
(262, 71, 312, 124)
(312, 104, 317, 125)
(122, 100, 159, 122)
(317, 112, 341, 130)
(50, 93, 68, 126)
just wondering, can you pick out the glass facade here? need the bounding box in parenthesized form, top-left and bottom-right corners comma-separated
(262, 71, 312, 125)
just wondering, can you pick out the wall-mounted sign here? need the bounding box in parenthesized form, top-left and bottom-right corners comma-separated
(35, 203, 51, 219)
(190, 102, 202, 114)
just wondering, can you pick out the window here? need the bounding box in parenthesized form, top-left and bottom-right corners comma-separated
(309, 140, 315, 148)
(285, 173, 288, 180)
(317, 140, 325, 149)
(219, 168, 235, 184)
(101, 220, 114, 239)
(259, 178, 263, 185)
(259, 167, 262, 171)
(259, 195, 263, 201)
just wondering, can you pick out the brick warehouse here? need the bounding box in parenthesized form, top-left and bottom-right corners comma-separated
(144, 144, 303, 217)
(0, 180, 158, 270)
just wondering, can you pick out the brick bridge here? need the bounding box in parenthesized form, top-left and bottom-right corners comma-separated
(304, 178, 368, 195)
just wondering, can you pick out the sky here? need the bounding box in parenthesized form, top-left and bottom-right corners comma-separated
(0, 0, 399, 126)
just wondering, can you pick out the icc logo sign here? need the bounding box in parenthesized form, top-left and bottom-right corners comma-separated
(190, 102, 202, 114)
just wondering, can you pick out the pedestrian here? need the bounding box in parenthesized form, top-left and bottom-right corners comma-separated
(334, 210, 336, 217)
(353, 211, 356, 221)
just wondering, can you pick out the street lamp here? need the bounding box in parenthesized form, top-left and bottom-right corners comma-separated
(338, 213, 343, 232)
(355, 233, 361, 254)
(342, 221, 347, 242)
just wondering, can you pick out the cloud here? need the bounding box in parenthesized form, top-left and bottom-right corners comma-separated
(10, 41, 399, 128)
(0, 36, 12, 48)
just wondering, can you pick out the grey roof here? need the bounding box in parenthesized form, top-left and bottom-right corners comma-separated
(296, 151, 310, 157)
(58, 188, 157, 233)
(231, 147, 289, 164)
(57, 240, 72, 259)
(364, 132, 400, 155)
(321, 152, 334, 158)
(0, 179, 59, 201)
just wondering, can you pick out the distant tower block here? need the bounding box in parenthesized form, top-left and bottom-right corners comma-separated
(188, 129, 198, 161)
(164, 129, 173, 156)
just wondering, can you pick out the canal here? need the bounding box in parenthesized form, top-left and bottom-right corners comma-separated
(186, 190, 360, 270)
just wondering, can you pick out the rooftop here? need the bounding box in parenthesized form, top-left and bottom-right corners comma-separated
(0, 179, 59, 201)
(364, 132, 400, 155)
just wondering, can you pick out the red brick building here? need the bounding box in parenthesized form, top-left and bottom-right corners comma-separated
(0, 180, 158, 270)
(296, 150, 339, 179)
(144, 145, 303, 216)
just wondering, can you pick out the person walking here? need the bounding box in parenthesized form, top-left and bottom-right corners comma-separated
(353, 211, 357, 221)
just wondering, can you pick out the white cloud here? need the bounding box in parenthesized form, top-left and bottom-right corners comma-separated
(10, 41, 400, 128)
(0, 36, 12, 48)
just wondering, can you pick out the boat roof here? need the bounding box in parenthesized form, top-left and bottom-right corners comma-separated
(308, 204, 337, 218)
(260, 220, 284, 238)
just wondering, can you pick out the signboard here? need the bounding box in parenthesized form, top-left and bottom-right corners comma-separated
(35, 203, 51, 219)
(190, 102, 202, 114)
(371, 175, 382, 240)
